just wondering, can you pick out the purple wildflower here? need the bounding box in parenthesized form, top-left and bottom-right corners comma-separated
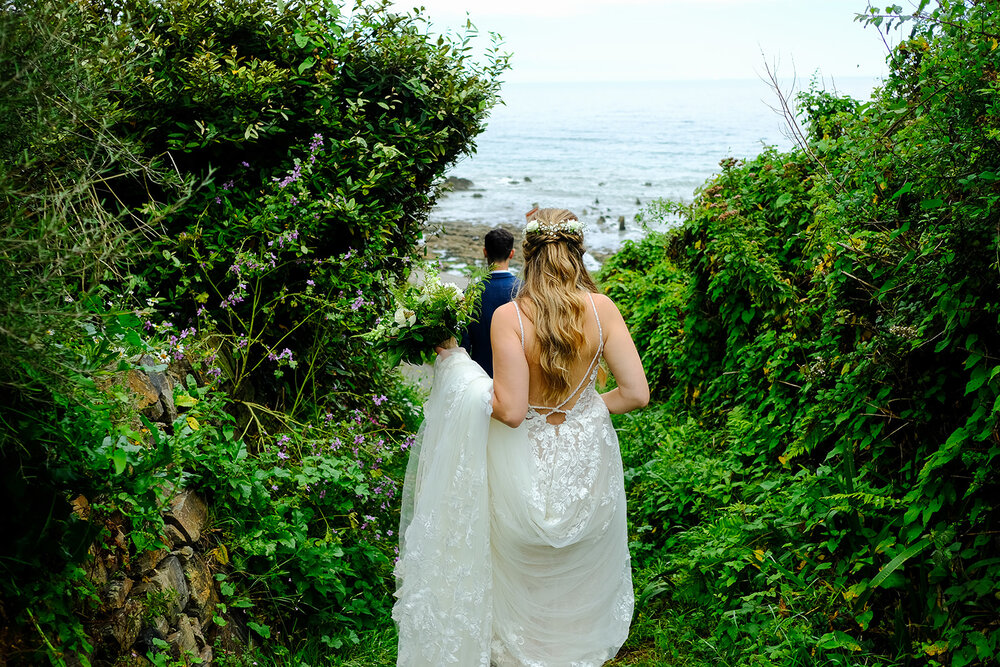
(277, 162, 303, 189)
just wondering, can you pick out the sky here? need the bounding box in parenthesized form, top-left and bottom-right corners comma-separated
(386, 0, 898, 84)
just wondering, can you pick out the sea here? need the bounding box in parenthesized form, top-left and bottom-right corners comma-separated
(429, 77, 880, 265)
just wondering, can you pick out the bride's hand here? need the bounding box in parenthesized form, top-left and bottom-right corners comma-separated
(435, 337, 458, 359)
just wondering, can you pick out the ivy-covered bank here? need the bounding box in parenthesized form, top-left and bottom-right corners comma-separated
(601, 2, 1000, 665)
(0, 0, 505, 664)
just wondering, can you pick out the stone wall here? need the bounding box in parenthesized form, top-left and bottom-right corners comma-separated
(80, 486, 248, 666)
(78, 360, 243, 666)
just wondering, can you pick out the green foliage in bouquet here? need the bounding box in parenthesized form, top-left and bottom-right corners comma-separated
(364, 264, 486, 366)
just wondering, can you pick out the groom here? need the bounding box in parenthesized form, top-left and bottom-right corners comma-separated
(461, 227, 521, 377)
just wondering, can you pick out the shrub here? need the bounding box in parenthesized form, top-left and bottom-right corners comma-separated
(0, 0, 507, 662)
(606, 2, 1000, 664)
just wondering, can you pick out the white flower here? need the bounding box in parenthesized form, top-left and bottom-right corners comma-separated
(441, 282, 463, 301)
(394, 307, 416, 327)
(524, 218, 583, 235)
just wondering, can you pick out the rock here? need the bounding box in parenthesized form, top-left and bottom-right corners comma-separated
(443, 176, 473, 191)
(644, 181, 652, 186)
(167, 615, 208, 662)
(161, 392, 177, 423)
(105, 577, 134, 610)
(137, 555, 189, 620)
(139, 355, 177, 422)
(136, 547, 167, 574)
(142, 397, 165, 421)
(172, 546, 195, 564)
(523, 176, 532, 182)
(597, 216, 606, 225)
(151, 615, 170, 637)
(167, 616, 199, 660)
(127, 370, 160, 409)
(166, 490, 208, 543)
(163, 523, 187, 547)
(190, 616, 207, 648)
(635, 197, 641, 205)
(108, 598, 144, 650)
(184, 554, 217, 624)
(618, 215, 626, 231)
(471, 192, 483, 198)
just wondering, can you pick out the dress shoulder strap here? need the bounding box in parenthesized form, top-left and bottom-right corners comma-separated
(512, 300, 526, 351)
(589, 293, 604, 354)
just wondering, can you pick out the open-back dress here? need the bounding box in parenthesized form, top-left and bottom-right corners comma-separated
(393, 294, 633, 666)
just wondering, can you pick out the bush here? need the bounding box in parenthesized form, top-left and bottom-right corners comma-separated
(606, 2, 1000, 664)
(0, 0, 507, 662)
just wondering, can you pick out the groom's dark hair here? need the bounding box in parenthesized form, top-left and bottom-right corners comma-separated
(484, 227, 515, 264)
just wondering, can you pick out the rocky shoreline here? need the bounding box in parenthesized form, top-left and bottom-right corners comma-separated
(419, 218, 615, 275)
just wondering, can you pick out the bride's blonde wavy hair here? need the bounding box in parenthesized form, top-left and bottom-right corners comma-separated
(517, 208, 600, 404)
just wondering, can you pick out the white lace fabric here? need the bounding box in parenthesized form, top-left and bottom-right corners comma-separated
(394, 343, 633, 666)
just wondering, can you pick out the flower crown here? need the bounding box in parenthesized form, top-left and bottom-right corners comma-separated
(524, 218, 584, 236)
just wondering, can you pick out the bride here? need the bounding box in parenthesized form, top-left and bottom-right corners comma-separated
(393, 208, 649, 666)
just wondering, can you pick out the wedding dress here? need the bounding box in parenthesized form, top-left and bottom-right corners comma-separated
(393, 295, 633, 666)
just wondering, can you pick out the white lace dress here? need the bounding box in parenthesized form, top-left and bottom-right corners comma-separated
(393, 297, 633, 666)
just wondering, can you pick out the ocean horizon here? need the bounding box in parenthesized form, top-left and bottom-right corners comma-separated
(429, 76, 881, 259)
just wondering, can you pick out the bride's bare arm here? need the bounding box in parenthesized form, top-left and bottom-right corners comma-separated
(490, 303, 530, 428)
(597, 295, 650, 414)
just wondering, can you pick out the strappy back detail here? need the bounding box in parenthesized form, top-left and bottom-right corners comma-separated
(513, 294, 604, 417)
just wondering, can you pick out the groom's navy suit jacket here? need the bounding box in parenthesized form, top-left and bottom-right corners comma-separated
(461, 271, 521, 378)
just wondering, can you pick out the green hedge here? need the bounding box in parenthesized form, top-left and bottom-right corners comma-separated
(0, 1, 507, 663)
(602, 2, 1000, 664)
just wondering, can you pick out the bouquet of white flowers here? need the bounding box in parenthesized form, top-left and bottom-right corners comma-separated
(363, 263, 485, 366)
